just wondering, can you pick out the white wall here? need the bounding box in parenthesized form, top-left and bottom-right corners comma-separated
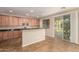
(70, 11, 79, 44)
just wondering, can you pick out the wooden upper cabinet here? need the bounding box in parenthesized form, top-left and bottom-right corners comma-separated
(13, 17, 19, 26)
(28, 18, 32, 27)
(9, 16, 13, 26)
(22, 18, 26, 24)
(18, 17, 23, 26)
(0, 15, 40, 27)
(31, 19, 35, 27)
(19, 17, 27, 26)
(1, 16, 6, 26)
(13, 16, 16, 26)
(25, 18, 29, 24)
(35, 19, 38, 25)
(16, 17, 19, 26)
(31, 19, 39, 27)
(36, 20, 40, 25)
(34, 19, 40, 27)
(5, 16, 9, 26)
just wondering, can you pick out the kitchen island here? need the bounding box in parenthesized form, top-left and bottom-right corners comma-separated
(22, 28, 45, 47)
(0, 27, 45, 47)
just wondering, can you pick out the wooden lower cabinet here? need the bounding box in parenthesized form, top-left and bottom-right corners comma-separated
(13, 31, 22, 38)
(0, 32, 2, 41)
(3, 32, 9, 40)
(0, 31, 22, 42)
(8, 31, 14, 39)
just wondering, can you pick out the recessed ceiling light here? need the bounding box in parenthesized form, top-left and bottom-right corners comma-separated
(30, 10, 34, 13)
(25, 13, 29, 16)
(36, 16, 39, 18)
(9, 10, 13, 13)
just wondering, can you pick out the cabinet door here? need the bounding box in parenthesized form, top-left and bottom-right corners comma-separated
(28, 18, 32, 27)
(18, 31, 22, 37)
(1, 16, 6, 26)
(0, 32, 2, 41)
(5, 16, 9, 26)
(25, 18, 29, 24)
(36, 20, 40, 26)
(3, 32, 9, 40)
(0, 16, 2, 27)
(18, 17, 23, 26)
(8, 31, 14, 39)
(16, 17, 19, 26)
(32, 19, 37, 27)
(31, 19, 33, 27)
(22, 18, 26, 24)
(13, 17, 19, 26)
(13, 17, 16, 26)
(13, 31, 18, 38)
(35, 19, 37, 25)
(9, 16, 14, 26)
(12, 31, 21, 39)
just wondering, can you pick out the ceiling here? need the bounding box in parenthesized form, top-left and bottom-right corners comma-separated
(0, 7, 77, 18)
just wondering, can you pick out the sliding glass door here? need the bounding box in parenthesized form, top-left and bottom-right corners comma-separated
(63, 15, 70, 41)
(55, 14, 70, 41)
(55, 17, 63, 39)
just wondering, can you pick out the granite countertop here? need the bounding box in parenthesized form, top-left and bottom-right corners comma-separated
(0, 26, 43, 32)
